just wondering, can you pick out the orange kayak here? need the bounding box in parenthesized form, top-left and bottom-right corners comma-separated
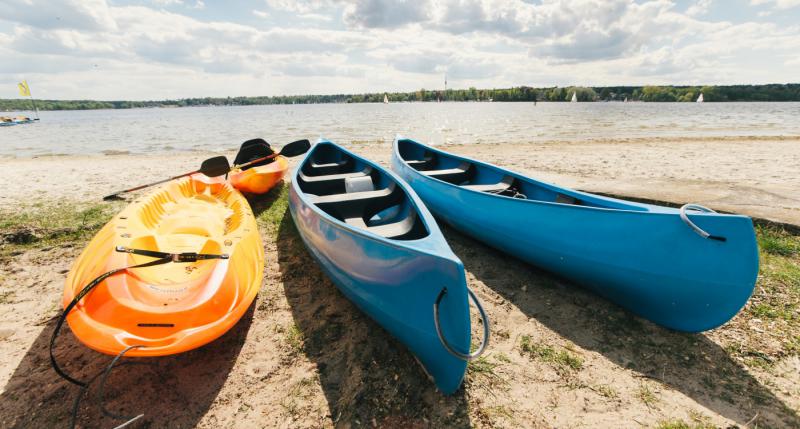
(62, 174, 263, 357)
(229, 155, 289, 194)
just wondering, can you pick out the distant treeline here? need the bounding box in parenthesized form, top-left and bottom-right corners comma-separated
(2, 84, 798, 111)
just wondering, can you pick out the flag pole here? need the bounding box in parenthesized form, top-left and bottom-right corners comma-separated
(28, 84, 39, 120)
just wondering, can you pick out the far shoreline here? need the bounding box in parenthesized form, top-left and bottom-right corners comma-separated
(2, 83, 799, 111)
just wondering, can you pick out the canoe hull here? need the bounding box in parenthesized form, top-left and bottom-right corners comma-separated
(392, 138, 759, 332)
(288, 141, 471, 394)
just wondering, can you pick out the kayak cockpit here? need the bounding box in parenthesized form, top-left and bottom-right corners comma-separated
(298, 143, 429, 240)
(396, 138, 649, 212)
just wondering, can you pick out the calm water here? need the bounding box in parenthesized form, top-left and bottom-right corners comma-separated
(1, 102, 798, 158)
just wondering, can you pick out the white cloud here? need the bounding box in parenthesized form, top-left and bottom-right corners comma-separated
(0, 0, 117, 31)
(751, 0, 800, 10)
(265, 0, 330, 14)
(686, 0, 713, 16)
(0, 0, 798, 99)
(152, 0, 184, 6)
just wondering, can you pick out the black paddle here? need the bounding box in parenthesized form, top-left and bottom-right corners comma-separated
(102, 139, 311, 201)
(233, 138, 310, 171)
(103, 156, 230, 200)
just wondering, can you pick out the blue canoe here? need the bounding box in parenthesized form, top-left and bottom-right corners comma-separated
(288, 139, 489, 394)
(392, 137, 759, 333)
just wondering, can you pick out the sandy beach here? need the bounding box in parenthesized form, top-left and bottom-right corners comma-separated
(2, 136, 799, 225)
(1, 136, 799, 428)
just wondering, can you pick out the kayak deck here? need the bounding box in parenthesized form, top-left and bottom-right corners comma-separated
(63, 174, 263, 356)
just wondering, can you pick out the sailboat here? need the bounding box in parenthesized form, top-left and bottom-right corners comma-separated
(16, 80, 40, 122)
(624, 97, 628, 103)
(696, 93, 704, 103)
(384, 94, 389, 104)
(571, 92, 578, 103)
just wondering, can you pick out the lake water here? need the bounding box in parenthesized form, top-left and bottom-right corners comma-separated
(1, 102, 799, 158)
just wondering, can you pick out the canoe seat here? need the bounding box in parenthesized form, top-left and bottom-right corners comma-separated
(462, 175, 515, 193)
(345, 209, 419, 240)
(299, 166, 372, 183)
(420, 162, 475, 184)
(306, 158, 354, 176)
(555, 193, 583, 205)
(405, 152, 435, 170)
(310, 182, 394, 204)
(314, 180, 428, 240)
(297, 166, 374, 195)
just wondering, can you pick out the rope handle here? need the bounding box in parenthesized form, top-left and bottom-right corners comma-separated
(433, 287, 490, 361)
(679, 204, 727, 242)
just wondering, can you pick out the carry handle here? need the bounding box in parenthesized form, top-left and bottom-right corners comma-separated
(433, 287, 490, 361)
(679, 204, 727, 242)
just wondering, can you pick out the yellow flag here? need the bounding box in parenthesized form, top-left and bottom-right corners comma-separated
(18, 81, 31, 97)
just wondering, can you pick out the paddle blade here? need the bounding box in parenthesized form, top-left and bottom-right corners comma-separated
(199, 156, 231, 177)
(233, 138, 273, 166)
(279, 139, 311, 158)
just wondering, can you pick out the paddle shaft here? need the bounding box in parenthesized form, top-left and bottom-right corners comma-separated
(101, 139, 306, 200)
(103, 170, 199, 200)
(102, 154, 276, 200)
(235, 152, 280, 170)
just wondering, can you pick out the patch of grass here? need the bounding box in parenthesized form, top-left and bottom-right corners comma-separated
(254, 185, 290, 237)
(0, 200, 120, 258)
(725, 343, 775, 369)
(764, 257, 800, 290)
(590, 384, 619, 400)
(725, 227, 800, 370)
(280, 376, 319, 418)
(285, 323, 305, 355)
(519, 335, 583, 374)
(493, 352, 512, 364)
(749, 301, 796, 322)
(637, 383, 659, 409)
(757, 226, 800, 257)
(474, 405, 516, 427)
(467, 355, 499, 375)
(467, 354, 509, 392)
(655, 418, 715, 429)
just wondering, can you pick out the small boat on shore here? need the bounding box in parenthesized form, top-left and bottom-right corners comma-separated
(229, 138, 289, 194)
(392, 137, 759, 332)
(59, 173, 264, 358)
(288, 139, 488, 394)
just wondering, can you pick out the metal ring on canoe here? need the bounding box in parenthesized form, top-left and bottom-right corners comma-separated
(679, 204, 726, 242)
(433, 287, 490, 361)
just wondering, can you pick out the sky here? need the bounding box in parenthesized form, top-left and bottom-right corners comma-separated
(0, 0, 798, 100)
